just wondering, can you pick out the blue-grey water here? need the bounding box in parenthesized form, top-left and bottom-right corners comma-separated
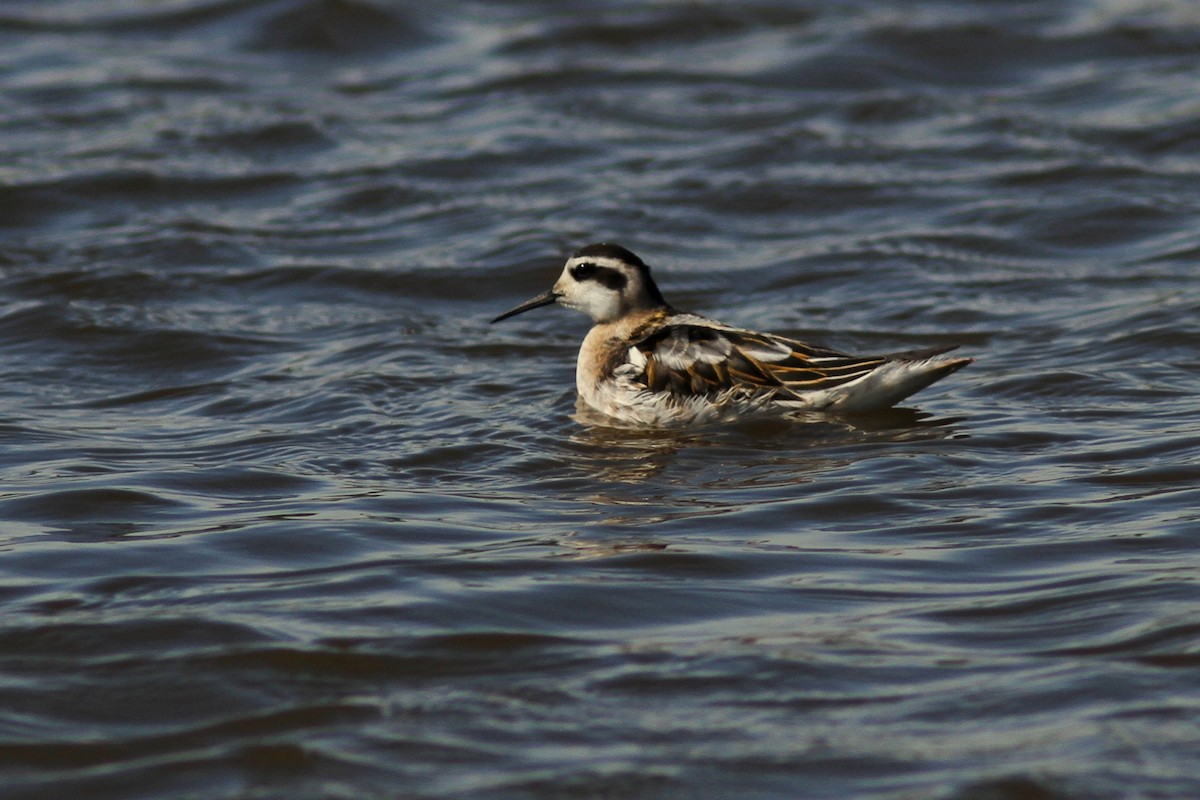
(2, 1, 1199, 798)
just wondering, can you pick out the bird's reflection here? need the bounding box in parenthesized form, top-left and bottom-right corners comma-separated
(567, 396, 967, 487)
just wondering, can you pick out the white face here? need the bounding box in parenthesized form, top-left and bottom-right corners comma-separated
(553, 254, 647, 324)
(490, 244, 666, 327)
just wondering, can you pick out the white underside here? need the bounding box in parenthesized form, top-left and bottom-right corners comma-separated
(577, 352, 965, 426)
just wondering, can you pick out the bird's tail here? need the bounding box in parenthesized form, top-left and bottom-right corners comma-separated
(833, 346, 972, 411)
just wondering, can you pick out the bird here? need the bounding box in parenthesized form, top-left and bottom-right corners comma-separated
(491, 243, 971, 426)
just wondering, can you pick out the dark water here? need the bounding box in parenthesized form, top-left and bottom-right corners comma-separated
(2, 1, 1199, 798)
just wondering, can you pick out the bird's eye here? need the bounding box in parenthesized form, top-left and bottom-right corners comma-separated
(570, 262, 597, 280)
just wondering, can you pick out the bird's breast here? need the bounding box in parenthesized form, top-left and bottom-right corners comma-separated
(576, 324, 628, 396)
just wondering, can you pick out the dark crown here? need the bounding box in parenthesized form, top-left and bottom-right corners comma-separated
(571, 242, 646, 268)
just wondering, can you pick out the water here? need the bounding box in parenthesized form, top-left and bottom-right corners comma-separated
(2, 1, 1199, 798)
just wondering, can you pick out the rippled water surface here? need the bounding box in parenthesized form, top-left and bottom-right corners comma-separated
(3, 1, 1200, 798)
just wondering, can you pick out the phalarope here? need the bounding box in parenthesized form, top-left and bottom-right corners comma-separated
(492, 243, 971, 426)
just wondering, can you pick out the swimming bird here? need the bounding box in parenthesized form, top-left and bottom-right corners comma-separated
(491, 243, 971, 426)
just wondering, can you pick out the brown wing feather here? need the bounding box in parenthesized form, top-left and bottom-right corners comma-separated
(730, 329, 888, 393)
(632, 323, 887, 399)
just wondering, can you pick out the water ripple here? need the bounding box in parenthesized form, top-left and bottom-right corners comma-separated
(3, 1, 1200, 798)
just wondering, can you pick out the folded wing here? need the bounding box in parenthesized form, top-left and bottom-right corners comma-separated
(630, 320, 889, 399)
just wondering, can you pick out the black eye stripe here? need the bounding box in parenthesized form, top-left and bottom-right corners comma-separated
(570, 262, 628, 292)
(595, 267, 627, 291)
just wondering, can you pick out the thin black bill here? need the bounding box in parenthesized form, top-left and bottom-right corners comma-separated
(490, 289, 559, 323)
